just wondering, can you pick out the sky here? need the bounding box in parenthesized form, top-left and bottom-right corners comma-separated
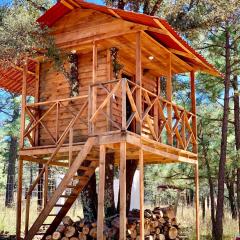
(0, 0, 104, 6)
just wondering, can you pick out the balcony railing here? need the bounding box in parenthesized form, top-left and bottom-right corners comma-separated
(22, 78, 197, 153)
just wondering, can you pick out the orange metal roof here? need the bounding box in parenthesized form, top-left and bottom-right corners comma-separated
(0, 60, 36, 95)
(0, 0, 222, 95)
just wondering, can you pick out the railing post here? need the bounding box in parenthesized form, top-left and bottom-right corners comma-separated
(34, 61, 40, 146)
(91, 41, 97, 134)
(56, 102, 59, 142)
(20, 61, 28, 149)
(166, 53, 173, 145)
(136, 31, 142, 135)
(88, 85, 93, 135)
(122, 79, 127, 131)
(69, 127, 73, 166)
(190, 71, 198, 153)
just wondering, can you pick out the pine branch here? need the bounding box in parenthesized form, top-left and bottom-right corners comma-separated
(26, 0, 47, 12)
(150, 0, 163, 16)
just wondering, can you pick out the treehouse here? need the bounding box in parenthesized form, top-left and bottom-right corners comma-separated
(0, 1, 221, 239)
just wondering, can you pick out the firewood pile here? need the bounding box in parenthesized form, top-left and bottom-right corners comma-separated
(46, 206, 186, 240)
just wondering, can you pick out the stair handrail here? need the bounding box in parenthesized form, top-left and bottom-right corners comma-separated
(24, 98, 88, 234)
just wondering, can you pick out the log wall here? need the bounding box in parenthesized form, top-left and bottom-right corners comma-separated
(38, 50, 108, 146)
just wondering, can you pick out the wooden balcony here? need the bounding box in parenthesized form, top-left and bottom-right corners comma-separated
(20, 78, 198, 164)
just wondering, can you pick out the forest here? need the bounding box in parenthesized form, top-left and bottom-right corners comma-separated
(0, 0, 239, 240)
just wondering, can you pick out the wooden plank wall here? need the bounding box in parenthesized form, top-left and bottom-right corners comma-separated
(38, 50, 108, 146)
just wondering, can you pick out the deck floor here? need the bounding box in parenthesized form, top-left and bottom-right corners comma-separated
(19, 131, 198, 166)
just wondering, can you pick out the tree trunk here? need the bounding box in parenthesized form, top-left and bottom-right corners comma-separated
(201, 196, 206, 221)
(237, 170, 240, 233)
(150, 0, 163, 16)
(232, 43, 240, 233)
(38, 163, 43, 210)
(117, 160, 138, 216)
(5, 136, 18, 207)
(117, 0, 125, 9)
(104, 152, 116, 219)
(214, 28, 231, 240)
(203, 138, 216, 237)
(80, 173, 98, 222)
(226, 177, 237, 219)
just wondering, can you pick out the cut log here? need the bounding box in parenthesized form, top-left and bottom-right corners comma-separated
(82, 223, 91, 235)
(91, 222, 97, 228)
(62, 216, 73, 226)
(89, 227, 97, 238)
(52, 231, 61, 240)
(158, 234, 165, 240)
(111, 217, 120, 229)
(61, 237, 69, 240)
(168, 226, 178, 239)
(50, 205, 180, 240)
(57, 225, 66, 233)
(78, 232, 87, 240)
(64, 226, 76, 238)
(160, 206, 175, 219)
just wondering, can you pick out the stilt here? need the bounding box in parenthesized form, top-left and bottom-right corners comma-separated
(97, 145, 106, 240)
(17, 61, 27, 238)
(195, 163, 200, 240)
(119, 142, 126, 240)
(16, 159, 23, 239)
(139, 149, 144, 240)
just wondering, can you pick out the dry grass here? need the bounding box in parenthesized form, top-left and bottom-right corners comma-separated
(176, 205, 239, 240)
(0, 198, 238, 239)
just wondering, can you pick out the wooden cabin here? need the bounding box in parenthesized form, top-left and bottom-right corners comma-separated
(0, 1, 221, 239)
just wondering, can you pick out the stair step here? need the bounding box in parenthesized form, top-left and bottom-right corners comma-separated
(36, 232, 45, 235)
(78, 166, 95, 171)
(85, 158, 99, 162)
(66, 185, 75, 188)
(42, 224, 51, 226)
(48, 214, 57, 216)
(60, 195, 75, 198)
(73, 176, 89, 181)
(54, 204, 64, 207)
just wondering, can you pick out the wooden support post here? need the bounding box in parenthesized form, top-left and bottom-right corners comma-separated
(190, 71, 198, 153)
(16, 159, 23, 239)
(97, 145, 106, 240)
(119, 142, 126, 240)
(122, 78, 127, 130)
(166, 54, 173, 145)
(195, 163, 200, 240)
(20, 62, 28, 149)
(136, 31, 142, 135)
(139, 149, 144, 240)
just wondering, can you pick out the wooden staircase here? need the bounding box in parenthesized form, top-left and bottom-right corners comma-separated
(24, 137, 97, 240)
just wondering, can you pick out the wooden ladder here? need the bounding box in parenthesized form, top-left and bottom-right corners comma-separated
(24, 137, 97, 240)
